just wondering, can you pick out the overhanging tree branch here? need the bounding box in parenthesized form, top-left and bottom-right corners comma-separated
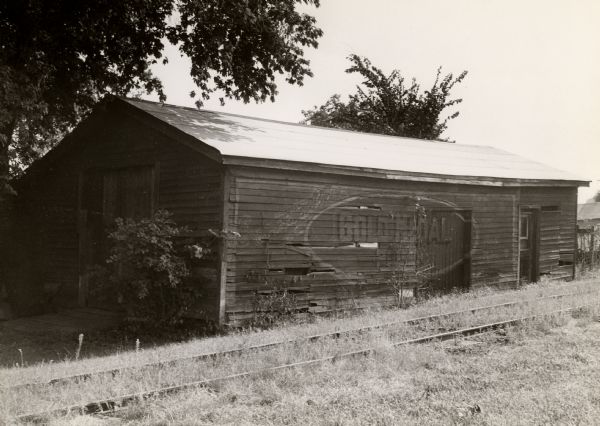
(0, 0, 322, 178)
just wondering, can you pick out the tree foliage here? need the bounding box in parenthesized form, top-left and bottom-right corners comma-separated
(302, 54, 467, 141)
(0, 0, 322, 181)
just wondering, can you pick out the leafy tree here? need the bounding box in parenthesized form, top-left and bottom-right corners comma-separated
(302, 54, 467, 141)
(0, 0, 322, 185)
(594, 191, 600, 202)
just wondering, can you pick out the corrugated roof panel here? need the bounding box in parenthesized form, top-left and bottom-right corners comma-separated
(122, 98, 585, 183)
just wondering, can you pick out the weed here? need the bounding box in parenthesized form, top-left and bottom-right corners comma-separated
(252, 287, 300, 328)
(75, 333, 84, 361)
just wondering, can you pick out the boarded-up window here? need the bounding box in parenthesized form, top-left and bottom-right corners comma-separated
(103, 166, 154, 220)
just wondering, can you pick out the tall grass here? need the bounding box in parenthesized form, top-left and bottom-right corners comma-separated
(0, 277, 598, 422)
(114, 311, 600, 425)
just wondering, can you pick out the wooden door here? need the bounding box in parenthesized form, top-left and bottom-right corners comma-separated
(519, 209, 539, 283)
(417, 209, 471, 291)
(78, 166, 154, 307)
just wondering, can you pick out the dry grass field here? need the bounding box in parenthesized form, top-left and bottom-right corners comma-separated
(1, 275, 600, 424)
(103, 312, 600, 426)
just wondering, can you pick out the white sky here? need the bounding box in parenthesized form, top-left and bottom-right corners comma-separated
(147, 0, 600, 202)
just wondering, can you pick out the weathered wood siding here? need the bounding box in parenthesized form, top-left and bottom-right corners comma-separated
(223, 167, 525, 323)
(11, 108, 223, 319)
(0, 196, 14, 306)
(520, 187, 577, 280)
(10, 161, 80, 314)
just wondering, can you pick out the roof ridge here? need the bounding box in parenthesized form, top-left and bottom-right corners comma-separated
(116, 96, 587, 185)
(120, 96, 491, 149)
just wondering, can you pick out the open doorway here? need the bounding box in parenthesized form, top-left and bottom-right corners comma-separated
(519, 208, 540, 283)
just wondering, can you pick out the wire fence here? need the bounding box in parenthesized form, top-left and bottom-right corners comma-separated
(577, 224, 600, 272)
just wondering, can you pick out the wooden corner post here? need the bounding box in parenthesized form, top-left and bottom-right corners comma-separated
(218, 167, 231, 324)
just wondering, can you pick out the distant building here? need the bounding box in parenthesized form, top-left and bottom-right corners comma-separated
(7, 96, 589, 323)
(577, 202, 600, 269)
(578, 202, 600, 229)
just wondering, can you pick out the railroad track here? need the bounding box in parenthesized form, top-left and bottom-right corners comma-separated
(14, 303, 594, 423)
(5, 289, 594, 391)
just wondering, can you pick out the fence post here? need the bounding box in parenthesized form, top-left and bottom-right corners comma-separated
(591, 230, 596, 270)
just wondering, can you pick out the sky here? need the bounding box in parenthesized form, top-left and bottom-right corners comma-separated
(147, 0, 600, 202)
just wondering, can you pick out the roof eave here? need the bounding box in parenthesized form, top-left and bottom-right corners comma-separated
(222, 155, 589, 188)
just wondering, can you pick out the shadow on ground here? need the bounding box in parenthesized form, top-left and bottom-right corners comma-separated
(0, 309, 221, 367)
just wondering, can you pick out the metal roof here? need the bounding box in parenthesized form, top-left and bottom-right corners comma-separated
(121, 97, 586, 184)
(578, 202, 600, 221)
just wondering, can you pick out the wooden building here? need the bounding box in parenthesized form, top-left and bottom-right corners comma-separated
(8, 97, 588, 323)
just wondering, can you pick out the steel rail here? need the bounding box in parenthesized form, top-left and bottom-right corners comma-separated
(14, 303, 595, 424)
(4, 289, 596, 392)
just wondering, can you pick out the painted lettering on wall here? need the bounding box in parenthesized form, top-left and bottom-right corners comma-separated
(337, 212, 413, 243)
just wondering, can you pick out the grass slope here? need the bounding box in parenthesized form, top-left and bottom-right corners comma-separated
(0, 276, 599, 424)
(109, 316, 600, 425)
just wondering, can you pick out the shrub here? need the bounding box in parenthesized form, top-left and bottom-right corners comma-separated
(101, 210, 193, 326)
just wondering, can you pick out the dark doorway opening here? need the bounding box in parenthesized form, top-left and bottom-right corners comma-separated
(519, 208, 540, 283)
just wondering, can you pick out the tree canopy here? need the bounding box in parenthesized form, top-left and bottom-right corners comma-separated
(0, 0, 322, 185)
(302, 54, 467, 141)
